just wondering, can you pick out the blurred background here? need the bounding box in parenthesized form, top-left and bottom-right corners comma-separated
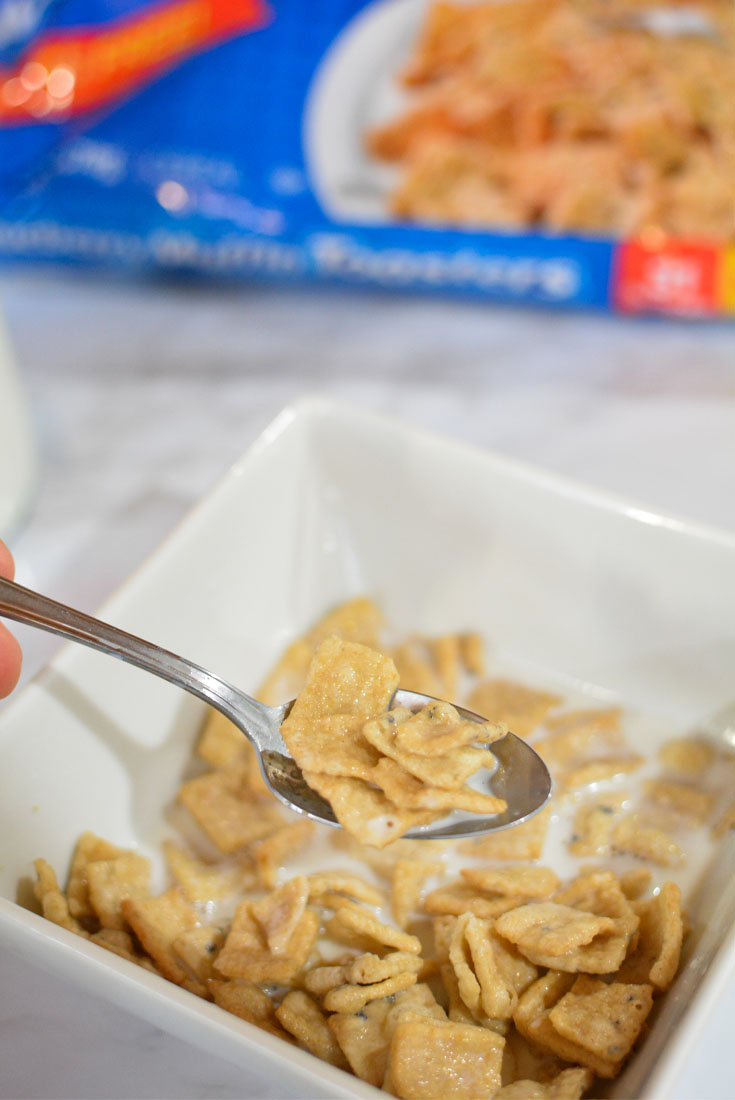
(0, 0, 734, 1095)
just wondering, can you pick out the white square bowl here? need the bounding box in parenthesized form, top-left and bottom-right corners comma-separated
(1, 397, 734, 1099)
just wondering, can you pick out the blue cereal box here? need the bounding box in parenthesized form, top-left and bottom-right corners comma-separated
(0, 0, 732, 315)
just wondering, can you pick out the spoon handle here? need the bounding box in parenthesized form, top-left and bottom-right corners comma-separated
(0, 575, 281, 749)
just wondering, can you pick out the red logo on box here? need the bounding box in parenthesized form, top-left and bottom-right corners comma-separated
(614, 237, 722, 316)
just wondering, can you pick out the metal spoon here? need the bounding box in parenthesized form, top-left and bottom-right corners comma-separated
(0, 576, 552, 839)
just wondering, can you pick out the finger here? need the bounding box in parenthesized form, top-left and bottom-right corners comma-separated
(0, 540, 15, 580)
(0, 622, 21, 696)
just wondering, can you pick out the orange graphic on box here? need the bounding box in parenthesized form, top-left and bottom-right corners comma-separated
(0, 0, 270, 125)
(614, 235, 723, 317)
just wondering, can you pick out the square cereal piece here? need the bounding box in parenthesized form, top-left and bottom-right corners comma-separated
(372, 756, 506, 815)
(363, 711, 489, 790)
(467, 679, 562, 739)
(391, 640, 443, 697)
(449, 913, 521, 1020)
(304, 962, 351, 997)
(210, 978, 293, 1040)
(559, 755, 644, 789)
(616, 881, 683, 991)
(86, 851, 151, 930)
(324, 970, 419, 1013)
(172, 925, 224, 989)
(513, 971, 619, 1077)
(34, 858, 88, 937)
(428, 634, 461, 700)
(424, 883, 523, 920)
(494, 902, 616, 958)
(255, 819, 315, 889)
(553, 871, 639, 940)
(121, 888, 200, 987)
(308, 871, 384, 908)
(163, 841, 253, 903)
(178, 763, 284, 853)
(568, 794, 628, 859)
(301, 770, 439, 848)
(283, 636, 398, 725)
(459, 632, 485, 678)
(65, 833, 125, 920)
(90, 928, 159, 972)
(461, 865, 560, 899)
(643, 778, 714, 826)
(549, 975, 654, 1073)
(459, 807, 550, 861)
(282, 713, 382, 780)
(251, 875, 309, 955)
(387, 1015, 504, 1100)
(196, 709, 249, 768)
(345, 951, 424, 985)
(394, 701, 503, 758)
(327, 905, 422, 954)
(495, 1067, 594, 1099)
(618, 867, 653, 901)
(433, 915, 458, 963)
(537, 707, 623, 762)
(658, 737, 716, 776)
(328, 997, 393, 1087)
(611, 813, 684, 867)
(214, 900, 319, 983)
(275, 990, 349, 1068)
(392, 859, 443, 928)
(385, 983, 447, 1030)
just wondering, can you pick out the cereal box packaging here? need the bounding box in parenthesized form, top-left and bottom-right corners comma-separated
(0, 0, 733, 316)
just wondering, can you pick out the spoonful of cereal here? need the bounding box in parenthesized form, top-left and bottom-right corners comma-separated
(0, 578, 551, 844)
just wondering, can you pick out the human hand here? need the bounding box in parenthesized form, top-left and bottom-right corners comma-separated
(0, 540, 22, 697)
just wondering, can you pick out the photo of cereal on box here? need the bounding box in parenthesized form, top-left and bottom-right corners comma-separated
(0, 0, 732, 315)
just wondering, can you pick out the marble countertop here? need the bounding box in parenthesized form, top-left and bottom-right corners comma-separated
(0, 266, 734, 1099)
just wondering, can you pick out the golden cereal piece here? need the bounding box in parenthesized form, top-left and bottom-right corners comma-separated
(424, 883, 523, 920)
(549, 975, 654, 1073)
(392, 859, 443, 928)
(559, 754, 644, 789)
(449, 913, 521, 1020)
(196, 709, 249, 769)
(210, 978, 293, 1040)
(34, 858, 89, 937)
(163, 841, 251, 904)
(467, 679, 562, 739)
(658, 737, 716, 776)
(459, 632, 485, 678)
(495, 1067, 594, 1099)
(514, 970, 618, 1077)
(372, 756, 506, 815)
(459, 807, 550, 861)
(301, 770, 440, 849)
(65, 832, 125, 921)
(328, 997, 393, 1087)
(461, 865, 560, 899)
(251, 875, 309, 955)
(568, 795, 628, 858)
(172, 925, 224, 990)
(387, 1014, 505, 1100)
(616, 881, 683, 992)
(495, 902, 616, 958)
(178, 763, 284, 854)
(324, 970, 418, 1013)
(363, 710, 490, 790)
(611, 814, 684, 867)
(307, 871, 384, 908)
(433, 915, 458, 963)
(440, 962, 476, 1025)
(284, 636, 398, 723)
(643, 779, 714, 826)
(391, 640, 444, 697)
(275, 990, 349, 1068)
(303, 962, 351, 997)
(393, 701, 503, 758)
(344, 951, 424, 985)
(327, 904, 422, 954)
(121, 888, 200, 988)
(255, 819, 315, 889)
(86, 852, 151, 931)
(284, 714, 382, 781)
(428, 634, 461, 700)
(214, 900, 319, 983)
(618, 867, 653, 901)
(90, 928, 159, 972)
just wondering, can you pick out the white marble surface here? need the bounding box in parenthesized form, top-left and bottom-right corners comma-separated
(0, 267, 734, 1099)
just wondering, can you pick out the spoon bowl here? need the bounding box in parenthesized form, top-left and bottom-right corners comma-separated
(0, 577, 552, 838)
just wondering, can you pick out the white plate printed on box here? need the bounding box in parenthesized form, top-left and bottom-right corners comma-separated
(1, 396, 734, 1098)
